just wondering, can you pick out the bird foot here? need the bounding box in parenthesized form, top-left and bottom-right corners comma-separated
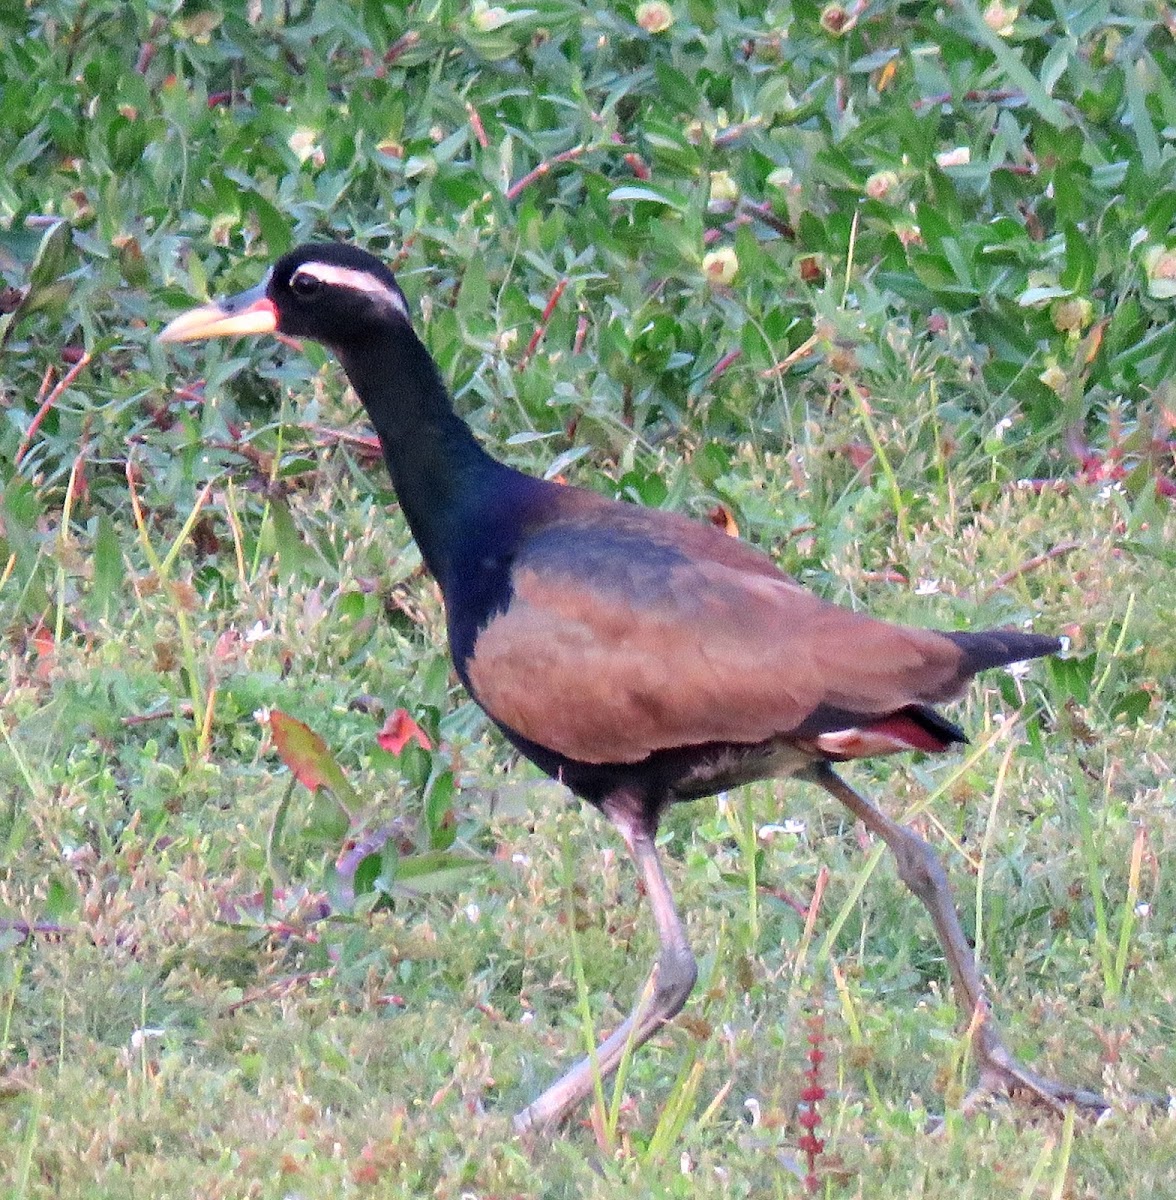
(965, 1032, 1110, 1118)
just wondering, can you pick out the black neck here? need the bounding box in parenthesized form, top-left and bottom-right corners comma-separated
(336, 328, 514, 582)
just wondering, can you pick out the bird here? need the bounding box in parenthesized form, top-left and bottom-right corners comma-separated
(160, 242, 1110, 1130)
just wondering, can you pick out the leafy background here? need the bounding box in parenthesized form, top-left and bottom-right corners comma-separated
(1, 0, 1175, 1196)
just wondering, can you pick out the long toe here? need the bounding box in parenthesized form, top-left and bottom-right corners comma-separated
(971, 1038, 1110, 1117)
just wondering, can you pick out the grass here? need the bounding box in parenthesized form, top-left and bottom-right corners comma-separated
(2, 0, 1176, 1195)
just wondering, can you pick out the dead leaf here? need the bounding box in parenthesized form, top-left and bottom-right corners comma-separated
(268, 709, 360, 809)
(377, 709, 433, 755)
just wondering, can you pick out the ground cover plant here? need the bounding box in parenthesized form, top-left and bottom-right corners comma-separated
(2, 0, 1175, 1195)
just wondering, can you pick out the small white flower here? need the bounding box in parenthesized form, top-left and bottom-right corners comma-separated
(758, 820, 806, 842)
(936, 147, 971, 168)
(465, 902, 481, 923)
(130, 1027, 166, 1051)
(914, 578, 941, 595)
(245, 620, 271, 643)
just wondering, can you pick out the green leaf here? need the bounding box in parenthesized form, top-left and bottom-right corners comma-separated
(1018, 285, 1072, 307)
(607, 184, 687, 211)
(270, 499, 327, 580)
(1123, 58, 1160, 175)
(44, 876, 76, 921)
(87, 512, 124, 621)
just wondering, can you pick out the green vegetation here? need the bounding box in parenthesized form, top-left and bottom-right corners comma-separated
(2, 0, 1175, 1195)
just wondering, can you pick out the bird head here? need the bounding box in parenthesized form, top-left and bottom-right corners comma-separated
(159, 243, 411, 349)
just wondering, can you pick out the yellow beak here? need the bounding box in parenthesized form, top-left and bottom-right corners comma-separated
(158, 282, 278, 343)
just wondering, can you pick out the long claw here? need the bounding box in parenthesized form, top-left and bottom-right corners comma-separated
(805, 762, 1114, 1118)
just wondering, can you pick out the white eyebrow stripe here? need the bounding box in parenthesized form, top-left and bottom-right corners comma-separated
(291, 262, 409, 320)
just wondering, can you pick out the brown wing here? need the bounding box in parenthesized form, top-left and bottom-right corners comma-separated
(463, 492, 969, 765)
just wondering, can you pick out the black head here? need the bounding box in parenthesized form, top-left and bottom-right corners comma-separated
(268, 243, 412, 346)
(159, 242, 412, 350)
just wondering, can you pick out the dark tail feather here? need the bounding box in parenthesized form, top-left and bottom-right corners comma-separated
(945, 629, 1062, 678)
(899, 704, 969, 748)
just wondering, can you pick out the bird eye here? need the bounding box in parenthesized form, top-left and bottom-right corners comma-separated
(289, 272, 323, 299)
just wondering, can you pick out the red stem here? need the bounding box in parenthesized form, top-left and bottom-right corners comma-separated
(518, 278, 567, 370)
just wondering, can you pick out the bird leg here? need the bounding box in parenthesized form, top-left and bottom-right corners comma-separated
(804, 761, 1109, 1116)
(514, 802, 698, 1133)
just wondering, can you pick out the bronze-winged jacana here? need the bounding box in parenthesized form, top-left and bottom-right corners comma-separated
(161, 243, 1109, 1130)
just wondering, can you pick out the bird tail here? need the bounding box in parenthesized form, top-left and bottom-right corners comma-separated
(945, 629, 1062, 678)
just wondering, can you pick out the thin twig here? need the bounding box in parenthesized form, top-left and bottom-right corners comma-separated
(739, 199, 795, 240)
(506, 145, 592, 201)
(221, 971, 326, 1016)
(312, 426, 383, 459)
(383, 30, 421, 66)
(14, 352, 92, 468)
(0, 919, 72, 941)
(712, 116, 765, 147)
(573, 313, 589, 356)
(709, 348, 743, 381)
(759, 333, 819, 379)
(985, 540, 1082, 595)
(466, 101, 489, 149)
(121, 706, 193, 727)
(914, 88, 1021, 111)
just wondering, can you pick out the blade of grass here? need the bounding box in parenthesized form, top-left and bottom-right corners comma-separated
(125, 458, 214, 758)
(559, 826, 610, 1146)
(0, 723, 44, 807)
(791, 864, 830, 988)
(1090, 590, 1134, 704)
(1048, 1104, 1076, 1200)
(973, 742, 1015, 967)
(1073, 771, 1114, 996)
(644, 1056, 704, 1161)
(1018, 1129, 1058, 1199)
(13, 1091, 42, 1200)
(831, 959, 881, 1108)
(53, 446, 88, 643)
(1112, 825, 1146, 996)
(814, 841, 886, 976)
(1, 948, 25, 1065)
(158, 479, 216, 579)
(845, 379, 910, 544)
